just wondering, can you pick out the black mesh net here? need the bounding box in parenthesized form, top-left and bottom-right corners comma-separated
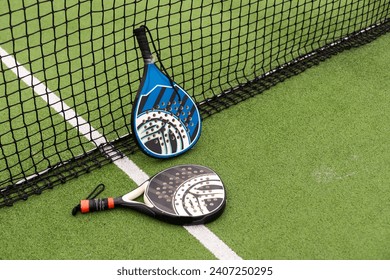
(1, 0, 389, 207)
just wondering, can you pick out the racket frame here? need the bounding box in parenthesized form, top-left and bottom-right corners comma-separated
(79, 165, 226, 225)
(132, 26, 202, 159)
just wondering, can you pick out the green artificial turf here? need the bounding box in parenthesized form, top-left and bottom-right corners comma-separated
(1, 33, 389, 260)
(0, 162, 216, 260)
(1, 1, 389, 260)
(131, 32, 390, 259)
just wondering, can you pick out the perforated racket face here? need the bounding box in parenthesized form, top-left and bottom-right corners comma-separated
(145, 165, 225, 218)
(133, 64, 201, 158)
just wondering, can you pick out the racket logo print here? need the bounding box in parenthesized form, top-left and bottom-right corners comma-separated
(173, 174, 225, 217)
(134, 84, 200, 157)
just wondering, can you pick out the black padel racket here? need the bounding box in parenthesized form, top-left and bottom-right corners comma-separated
(77, 165, 226, 225)
(132, 26, 202, 158)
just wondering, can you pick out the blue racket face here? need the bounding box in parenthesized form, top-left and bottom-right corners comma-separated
(132, 64, 202, 158)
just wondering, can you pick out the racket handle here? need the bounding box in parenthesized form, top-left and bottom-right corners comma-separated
(80, 198, 115, 213)
(134, 26, 153, 61)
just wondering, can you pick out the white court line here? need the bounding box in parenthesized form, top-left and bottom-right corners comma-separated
(0, 47, 242, 260)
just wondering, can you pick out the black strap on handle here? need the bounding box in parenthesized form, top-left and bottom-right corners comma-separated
(71, 183, 105, 216)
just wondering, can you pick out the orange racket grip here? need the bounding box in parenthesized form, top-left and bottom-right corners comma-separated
(80, 197, 115, 213)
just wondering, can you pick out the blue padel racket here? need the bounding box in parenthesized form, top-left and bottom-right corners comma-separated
(132, 26, 202, 158)
(76, 165, 226, 225)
